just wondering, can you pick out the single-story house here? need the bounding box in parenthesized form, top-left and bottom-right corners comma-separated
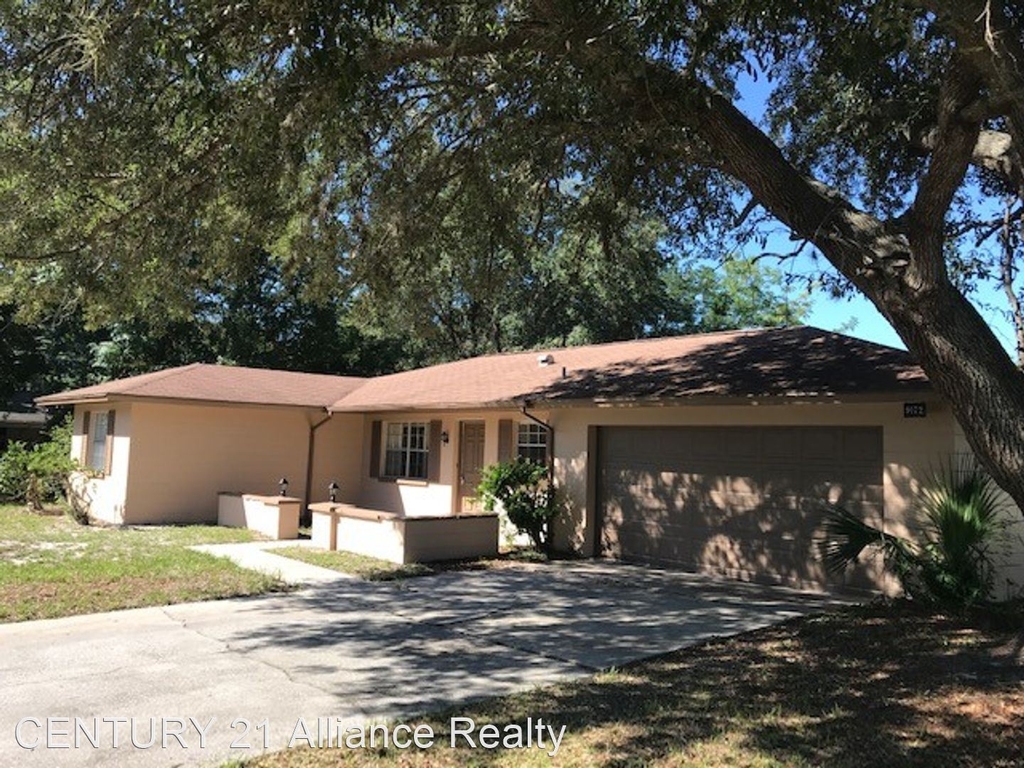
(36, 326, 1024, 594)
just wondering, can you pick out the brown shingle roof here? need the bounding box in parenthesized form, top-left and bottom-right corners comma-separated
(35, 327, 930, 412)
(329, 326, 929, 412)
(35, 363, 366, 409)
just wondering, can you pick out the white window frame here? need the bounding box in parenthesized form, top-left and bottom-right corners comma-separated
(383, 421, 429, 480)
(516, 422, 549, 465)
(86, 411, 112, 473)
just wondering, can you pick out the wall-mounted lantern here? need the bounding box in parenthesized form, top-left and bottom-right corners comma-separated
(441, 430, 449, 445)
(328, 481, 340, 503)
(278, 477, 289, 497)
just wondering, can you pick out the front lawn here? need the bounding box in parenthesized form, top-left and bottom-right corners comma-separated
(0, 505, 286, 621)
(237, 603, 1023, 768)
(274, 546, 548, 581)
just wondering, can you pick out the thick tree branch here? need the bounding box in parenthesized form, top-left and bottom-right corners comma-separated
(921, 0, 1024, 192)
(908, 57, 983, 288)
(625, 65, 914, 296)
(915, 128, 1023, 195)
(999, 202, 1024, 366)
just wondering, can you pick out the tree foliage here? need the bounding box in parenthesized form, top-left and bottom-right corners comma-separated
(2, 1, 1024, 511)
(0, 251, 410, 408)
(0, 414, 75, 510)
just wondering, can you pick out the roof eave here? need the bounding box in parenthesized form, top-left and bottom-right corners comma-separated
(329, 399, 525, 414)
(36, 393, 339, 411)
(328, 386, 934, 413)
(35, 394, 112, 407)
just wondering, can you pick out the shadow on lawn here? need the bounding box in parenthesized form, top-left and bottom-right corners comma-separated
(452, 604, 1024, 767)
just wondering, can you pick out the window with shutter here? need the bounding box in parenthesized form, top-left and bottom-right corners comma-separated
(382, 422, 429, 480)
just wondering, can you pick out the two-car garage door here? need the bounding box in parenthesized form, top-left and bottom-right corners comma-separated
(597, 426, 884, 590)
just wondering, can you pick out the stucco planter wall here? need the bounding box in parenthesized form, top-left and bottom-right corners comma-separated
(218, 492, 300, 540)
(307, 502, 498, 564)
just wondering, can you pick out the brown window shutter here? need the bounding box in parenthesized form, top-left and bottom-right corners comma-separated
(104, 410, 116, 475)
(369, 420, 382, 478)
(80, 411, 91, 464)
(427, 420, 442, 483)
(498, 419, 514, 462)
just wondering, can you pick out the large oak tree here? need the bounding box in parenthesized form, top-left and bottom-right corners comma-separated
(1, 1, 1023, 512)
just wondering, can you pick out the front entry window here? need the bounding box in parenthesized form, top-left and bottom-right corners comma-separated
(517, 423, 548, 465)
(384, 422, 428, 479)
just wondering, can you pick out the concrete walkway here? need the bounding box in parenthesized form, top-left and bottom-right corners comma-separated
(189, 540, 353, 586)
(1, 561, 849, 768)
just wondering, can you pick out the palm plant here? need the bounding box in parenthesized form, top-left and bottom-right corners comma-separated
(821, 456, 1005, 607)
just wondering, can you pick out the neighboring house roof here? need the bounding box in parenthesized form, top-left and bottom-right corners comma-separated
(35, 363, 366, 409)
(0, 411, 48, 426)
(328, 326, 929, 412)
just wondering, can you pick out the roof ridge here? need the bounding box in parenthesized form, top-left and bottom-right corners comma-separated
(520, 325, 779, 356)
(187, 362, 366, 381)
(121, 362, 206, 391)
(369, 326, 794, 378)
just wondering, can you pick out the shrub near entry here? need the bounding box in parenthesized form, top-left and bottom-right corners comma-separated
(477, 457, 558, 551)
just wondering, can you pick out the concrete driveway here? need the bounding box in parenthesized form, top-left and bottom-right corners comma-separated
(0, 561, 845, 768)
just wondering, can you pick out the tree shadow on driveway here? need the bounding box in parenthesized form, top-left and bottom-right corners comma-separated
(198, 563, 848, 719)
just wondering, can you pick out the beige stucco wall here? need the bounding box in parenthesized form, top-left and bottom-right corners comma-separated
(69, 405, 133, 525)
(308, 413, 365, 507)
(356, 410, 547, 516)
(548, 397, 958, 560)
(113, 401, 362, 524)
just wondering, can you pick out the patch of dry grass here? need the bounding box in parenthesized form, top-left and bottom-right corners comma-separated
(0, 505, 287, 621)
(273, 546, 549, 581)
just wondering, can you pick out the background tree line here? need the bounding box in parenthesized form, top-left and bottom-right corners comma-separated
(1, 243, 806, 408)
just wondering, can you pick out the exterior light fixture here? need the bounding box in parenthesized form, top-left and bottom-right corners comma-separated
(441, 430, 449, 445)
(278, 477, 289, 497)
(328, 481, 340, 503)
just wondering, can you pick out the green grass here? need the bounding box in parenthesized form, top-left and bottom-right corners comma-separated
(274, 545, 549, 581)
(237, 603, 1023, 768)
(0, 505, 287, 622)
(272, 547, 436, 580)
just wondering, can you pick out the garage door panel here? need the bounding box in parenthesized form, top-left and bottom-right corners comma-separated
(800, 428, 844, 462)
(599, 425, 884, 591)
(842, 428, 885, 462)
(718, 428, 760, 460)
(684, 510, 827, 540)
(761, 428, 803, 459)
(695, 536, 839, 587)
(611, 507, 775, 538)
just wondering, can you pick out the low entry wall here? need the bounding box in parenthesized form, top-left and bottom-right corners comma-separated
(308, 503, 499, 564)
(218, 492, 300, 540)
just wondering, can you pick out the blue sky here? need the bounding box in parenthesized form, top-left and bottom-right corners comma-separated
(733, 72, 1018, 356)
(757, 235, 1018, 354)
